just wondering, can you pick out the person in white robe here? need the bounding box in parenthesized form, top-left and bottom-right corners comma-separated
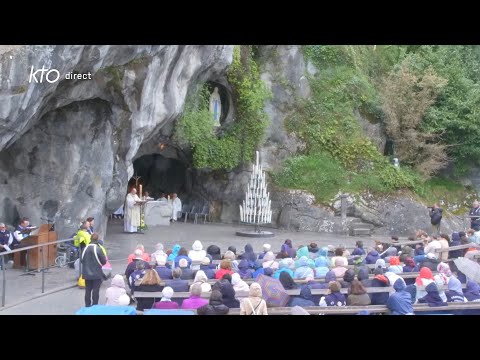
(171, 193, 182, 222)
(124, 188, 142, 233)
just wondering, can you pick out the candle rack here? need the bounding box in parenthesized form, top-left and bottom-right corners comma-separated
(236, 151, 274, 238)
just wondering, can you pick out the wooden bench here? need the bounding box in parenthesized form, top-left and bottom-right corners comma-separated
(133, 283, 464, 299)
(146, 271, 437, 287)
(226, 301, 480, 315)
(136, 302, 480, 315)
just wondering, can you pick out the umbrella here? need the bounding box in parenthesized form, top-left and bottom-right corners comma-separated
(255, 274, 290, 307)
(454, 257, 480, 283)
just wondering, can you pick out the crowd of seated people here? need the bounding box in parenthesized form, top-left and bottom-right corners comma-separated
(100, 233, 480, 315)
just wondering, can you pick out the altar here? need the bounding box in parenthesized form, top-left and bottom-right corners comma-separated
(144, 200, 172, 226)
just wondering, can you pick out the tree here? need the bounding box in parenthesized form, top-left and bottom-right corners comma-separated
(379, 58, 448, 178)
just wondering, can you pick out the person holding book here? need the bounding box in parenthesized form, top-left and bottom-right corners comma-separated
(11, 217, 36, 249)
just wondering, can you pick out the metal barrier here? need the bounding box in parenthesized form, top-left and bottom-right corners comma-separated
(0, 237, 74, 307)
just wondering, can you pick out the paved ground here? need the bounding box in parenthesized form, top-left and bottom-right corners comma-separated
(0, 219, 376, 314)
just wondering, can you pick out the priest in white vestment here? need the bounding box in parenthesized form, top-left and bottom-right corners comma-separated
(171, 193, 182, 222)
(124, 188, 142, 232)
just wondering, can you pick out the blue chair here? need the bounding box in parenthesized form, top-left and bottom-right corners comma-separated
(76, 305, 137, 315)
(143, 309, 195, 315)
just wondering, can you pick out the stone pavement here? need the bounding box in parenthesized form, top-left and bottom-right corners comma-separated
(0, 219, 377, 314)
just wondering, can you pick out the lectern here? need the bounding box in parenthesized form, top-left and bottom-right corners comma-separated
(13, 224, 57, 271)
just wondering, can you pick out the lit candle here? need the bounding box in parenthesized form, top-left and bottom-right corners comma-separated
(256, 151, 259, 167)
(139, 185, 142, 199)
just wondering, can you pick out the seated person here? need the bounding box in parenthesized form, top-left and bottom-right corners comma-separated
(257, 243, 271, 261)
(386, 278, 414, 315)
(125, 250, 150, 284)
(290, 285, 316, 307)
(174, 247, 192, 268)
(387, 256, 403, 274)
(178, 258, 194, 280)
(330, 247, 348, 267)
(164, 268, 189, 293)
(153, 286, 178, 309)
(212, 277, 240, 308)
(347, 279, 371, 306)
(129, 261, 147, 290)
(154, 255, 173, 280)
(151, 243, 167, 262)
(237, 259, 254, 279)
(188, 240, 207, 270)
(197, 290, 230, 315)
(181, 283, 209, 310)
(319, 281, 346, 307)
(199, 257, 216, 279)
(127, 244, 150, 264)
(331, 258, 348, 278)
(135, 269, 164, 311)
(418, 282, 448, 307)
(191, 270, 212, 293)
(352, 241, 366, 256)
(365, 248, 381, 265)
(206, 244, 222, 261)
(105, 274, 127, 306)
(215, 260, 234, 280)
(0, 223, 13, 255)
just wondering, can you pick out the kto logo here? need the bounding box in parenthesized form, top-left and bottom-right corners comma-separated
(28, 65, 60, 83)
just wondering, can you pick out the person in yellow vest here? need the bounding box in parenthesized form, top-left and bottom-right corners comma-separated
(74, 223, 91, 253)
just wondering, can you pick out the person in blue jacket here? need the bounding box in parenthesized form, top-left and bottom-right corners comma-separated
(387, 278, 414, 315)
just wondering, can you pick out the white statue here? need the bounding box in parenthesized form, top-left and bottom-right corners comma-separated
(209, 87, 221, 127)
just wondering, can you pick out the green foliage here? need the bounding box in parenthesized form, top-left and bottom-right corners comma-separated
(413, 177, 478, 215)
(291, 46, 402, 177)
(404, 46, 480, 170)
(175, 46, 270, 170)
(276, 45, 479, 207)
(273, 153, 417, 203)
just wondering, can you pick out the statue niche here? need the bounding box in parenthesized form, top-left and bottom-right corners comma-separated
(209, 87, 222, 127)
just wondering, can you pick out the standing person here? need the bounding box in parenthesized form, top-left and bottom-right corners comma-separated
(86, 217, 95, 235)
(124, 188, 142, 233)
(469, 200, 480, 231)
(429, 203, 443, 235)
(171, 193, 182, 222)
(12, 217, 33, 249)
(81, 234, 107, 307)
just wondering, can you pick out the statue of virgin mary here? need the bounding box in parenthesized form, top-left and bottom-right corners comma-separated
(209, 87, 221, 127)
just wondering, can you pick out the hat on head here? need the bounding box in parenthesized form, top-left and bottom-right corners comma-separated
(426, 253, 437, 260)
(162, 286, 174, 299)
(179, 258, 188, 268)
(263, 243, 271, 251)
(201, 257, 211, 265)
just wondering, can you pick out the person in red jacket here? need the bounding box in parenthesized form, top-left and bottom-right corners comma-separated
(215, 260, 234, 279)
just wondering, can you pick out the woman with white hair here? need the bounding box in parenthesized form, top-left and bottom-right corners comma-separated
(151, 243, 166, 263)
(153, 287, 179, 309)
